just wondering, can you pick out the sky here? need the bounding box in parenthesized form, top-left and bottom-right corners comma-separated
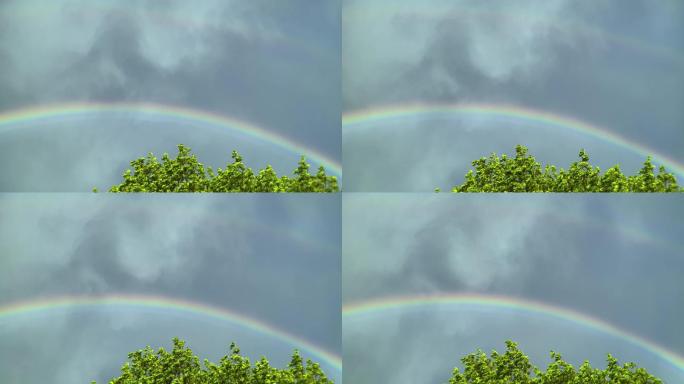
(0, 194, 341, 383)
(0, 0, 341, 191)
(342, 194, 684, 383)
(342, 0, 684, 191)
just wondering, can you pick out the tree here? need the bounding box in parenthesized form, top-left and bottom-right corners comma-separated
(91, 338, 333, 384)
(446, 145, 682, 192)
(94, 144, 338, 192)
(447, 340, 662, 384)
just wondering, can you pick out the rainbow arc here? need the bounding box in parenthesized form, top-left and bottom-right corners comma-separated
(343, 103, 684, 178)
(343, 293, 684, 373)
(0, 294, 342, 372)
(0, 102, 341, 176)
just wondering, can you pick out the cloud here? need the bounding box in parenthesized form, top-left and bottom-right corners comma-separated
(0, 0, 340, 190)
(342, 0, 684, 191)
(0, 196, 254, 300)
(0, 195, 341, 383)
(343, 195, 553, 298)
(342, 195, 684, 383)
(343, 0, 571, 108)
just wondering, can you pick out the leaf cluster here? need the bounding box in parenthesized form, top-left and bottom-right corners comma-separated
(98, 144, 338, 192)
(442, 145, 682, 192)
(448, 340, 662, 384)
(92, 338, 333, 384)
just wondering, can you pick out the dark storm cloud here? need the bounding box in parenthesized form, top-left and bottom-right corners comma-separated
(56, 14, 157, 101)
(342, 194, 684, 383)
(0, 0, 340, 190)
(342, 0, 684, 191)
(0, 194, 341, 383)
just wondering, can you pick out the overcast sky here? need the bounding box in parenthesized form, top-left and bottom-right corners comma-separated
(343, 194, 684, 383)
(0, 194, 341, 383)
(342, 0, 684, 191)
(0, 0, 340, 191)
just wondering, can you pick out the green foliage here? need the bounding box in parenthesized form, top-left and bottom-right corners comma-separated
(448, 340, 662, 384)
(92, 338, 333, 384)
(99, 144, 338, 192)
(446, 145, 683, 192)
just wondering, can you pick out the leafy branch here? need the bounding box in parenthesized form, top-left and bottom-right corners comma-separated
(437, 145, 682, 192)
(94, 144, 338, 193)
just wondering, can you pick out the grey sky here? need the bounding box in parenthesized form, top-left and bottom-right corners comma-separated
(342, 194, 684, 383)
(342, 0, 684, 191)
(0, 0, 340, 191)
(0, 194, 341, 383)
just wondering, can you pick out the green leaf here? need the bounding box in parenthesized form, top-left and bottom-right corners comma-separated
(104, 145, 339, 193)
(447, 145, 682, 193)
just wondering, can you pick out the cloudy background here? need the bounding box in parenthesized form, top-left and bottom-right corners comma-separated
(0, 194, 341, 383)
(0, 0, 340, 191)
(343, 194, 684, 383)
(343, 0, 684, 191)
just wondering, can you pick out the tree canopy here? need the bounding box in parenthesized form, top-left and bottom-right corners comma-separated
(96, 144, 338, 192)
(448, 340, 662, 384)
(438, 145, 682, 192)
(92, 338, 333, 384)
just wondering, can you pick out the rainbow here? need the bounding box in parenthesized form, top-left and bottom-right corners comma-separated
(0, 102, 341, 176)
(0, 294, 342, 371)
(343, 103, 684, 178)
(11, 1, 327, 60)
(545, 210, 682, 256)
(152, 205, 339, 255)
(343, 4, 684, 65)
(343, 293, 684, 373)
